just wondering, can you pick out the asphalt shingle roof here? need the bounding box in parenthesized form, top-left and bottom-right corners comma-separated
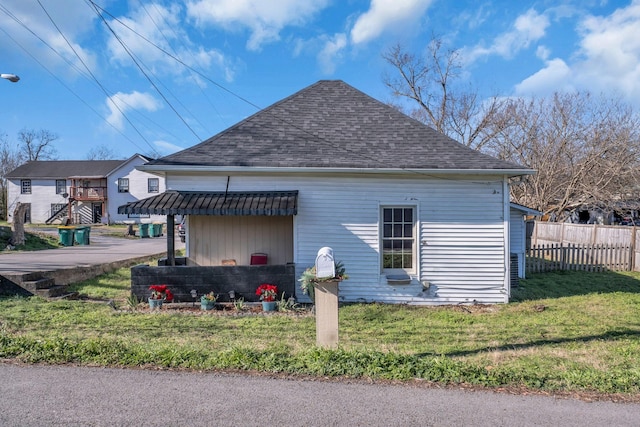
(149, 80, 529, 172)
(5, 160, 126, 179)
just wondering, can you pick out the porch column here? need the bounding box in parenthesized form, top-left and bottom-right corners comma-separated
(167, 214, 175, 266)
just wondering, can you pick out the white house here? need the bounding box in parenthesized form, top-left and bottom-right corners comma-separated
(6, 154, 166, 224)
(120, 80, 535, 304)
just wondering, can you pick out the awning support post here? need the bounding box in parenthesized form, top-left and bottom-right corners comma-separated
(167, 214, 175, 266)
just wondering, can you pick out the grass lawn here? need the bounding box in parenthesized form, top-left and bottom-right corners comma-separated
(1, 267, 639, 400)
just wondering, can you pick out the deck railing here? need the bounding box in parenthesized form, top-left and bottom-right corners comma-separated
(70, 186, 106, 201)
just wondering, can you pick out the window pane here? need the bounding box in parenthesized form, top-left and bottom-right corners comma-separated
(403, 224, 412, 237)
(393, 208, 402, 221)
(383, 224, 392, 238)
(393, 224, 402, 237)
(383, 208, 392, 222)
(403, 253, 412, 268)
(404, 208, 413, 222)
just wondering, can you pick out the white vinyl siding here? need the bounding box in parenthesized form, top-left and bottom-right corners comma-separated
(510, 208, 526, 279)
(7, 179, 68, 223)
(106, 156, 166, 224)
(168, 173, 510, 305)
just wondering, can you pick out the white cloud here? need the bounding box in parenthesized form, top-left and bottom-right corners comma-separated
(153, 139, 184, 155)
(186, 0, 330, 51)
(463, 8, 550, 63)
(0, 0, 97, 76)
(106, 91, 161, 131)
(514, 1, 640, 105)
(106, 3, 234, 81)
(350, 0, 433, 45)
(317, 33, 347, 74)
(514, 58, 573, 96)
(572, 0, 640, 98)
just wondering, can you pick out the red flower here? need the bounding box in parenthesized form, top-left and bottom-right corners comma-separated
(149, 284, 171, 300)
(256, 283, 278, 302)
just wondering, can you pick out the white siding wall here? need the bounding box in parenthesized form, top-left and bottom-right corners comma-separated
(107, 157, 166, 224)
(167, 173, 510, 304)
(6, 179, 67, 223)
(510, 208, 526, 278)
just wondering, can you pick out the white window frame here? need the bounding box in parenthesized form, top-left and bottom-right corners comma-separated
(55, 179, 66, 194)
(21, 179, 31, 194)
(148, 178, 159, 193)
(118, 178, 129, 193)
(380, 205, 417, 274)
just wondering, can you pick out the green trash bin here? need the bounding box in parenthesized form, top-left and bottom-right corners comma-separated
(58, 226, 75, 246)
(74, 226, 90, 245)
(138, 223, 149, 238)
(151, 223, 163, 237)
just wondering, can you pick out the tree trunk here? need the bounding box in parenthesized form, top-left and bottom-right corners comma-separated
(12, 203, 27, 246)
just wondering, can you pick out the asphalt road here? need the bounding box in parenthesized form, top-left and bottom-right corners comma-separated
(1, 363, 639, 426)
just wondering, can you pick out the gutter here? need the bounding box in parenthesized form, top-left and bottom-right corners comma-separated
(137, 164, 536, 177)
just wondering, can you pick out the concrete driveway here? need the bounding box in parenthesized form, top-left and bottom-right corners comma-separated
(0, 226, 183, 289)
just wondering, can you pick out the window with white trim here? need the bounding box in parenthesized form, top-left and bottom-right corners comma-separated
(148, 178, 159, 193)
(21, 179, 31, 194)
(118, 178, 129, 193)
(381, 207, 416, 272)
(55, 179, 66, 194)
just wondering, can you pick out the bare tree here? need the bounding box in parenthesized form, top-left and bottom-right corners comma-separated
(0, 134, 23, 220)
(494, 92, 640, 219)
(18, 128, 59, 161)
(86, 144, 122, 160)
(382, 39, 507, 151)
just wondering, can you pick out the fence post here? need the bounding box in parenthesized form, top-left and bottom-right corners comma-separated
(630, 226, 637, 272)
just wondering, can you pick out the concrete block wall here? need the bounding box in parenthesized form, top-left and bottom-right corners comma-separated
(131, 263, 296, 303)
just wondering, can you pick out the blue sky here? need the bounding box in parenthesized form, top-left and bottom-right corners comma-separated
(1, 0, 639, 160)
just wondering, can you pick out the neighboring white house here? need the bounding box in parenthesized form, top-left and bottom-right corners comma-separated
(6, 154, 166, 224)
(120, 80, 535, 304)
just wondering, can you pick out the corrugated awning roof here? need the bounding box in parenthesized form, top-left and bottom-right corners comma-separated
(117, 190, 298, 216)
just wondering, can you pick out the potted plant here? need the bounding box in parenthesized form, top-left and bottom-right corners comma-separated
(200, 292, 217, 310)
(256, 283, 278, 311)
(148, 284, 173, 309)
(298, 260, 348, 303)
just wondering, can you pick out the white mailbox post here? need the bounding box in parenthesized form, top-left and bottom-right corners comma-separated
(314, 247, 339, 349)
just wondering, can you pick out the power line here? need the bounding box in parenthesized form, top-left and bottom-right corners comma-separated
(87, 0, 202, 142)
(0, 5, 158, 157)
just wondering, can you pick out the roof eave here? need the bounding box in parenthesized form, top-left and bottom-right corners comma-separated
(138, 165, 535, 177)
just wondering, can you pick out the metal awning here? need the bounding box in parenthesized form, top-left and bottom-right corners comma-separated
(118, 190, 298, 216)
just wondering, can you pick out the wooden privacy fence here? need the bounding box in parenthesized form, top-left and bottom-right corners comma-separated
(526, 243, 632, 273)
